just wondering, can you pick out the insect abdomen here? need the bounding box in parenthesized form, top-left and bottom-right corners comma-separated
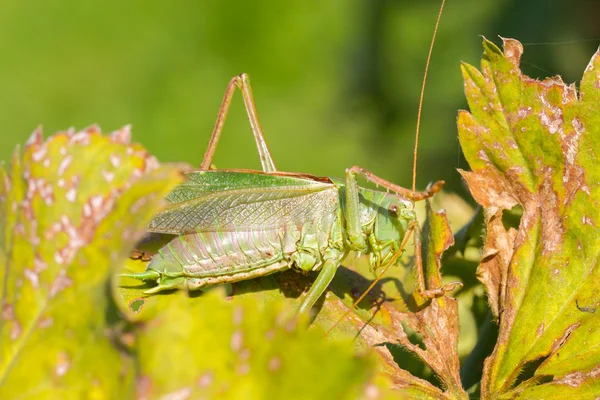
(149, 225, 300, 286)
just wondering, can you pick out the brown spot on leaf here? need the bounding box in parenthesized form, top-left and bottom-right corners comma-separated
(34, 254, 47, 273)
(49, 270, 73, 297)
(561, 116, 587, 204)
(110, 125, 132, 144)
(57, 154, 72, 176)
(102, 170, 114, 183)
(2, 303, 14, 320)
(268, 357, 281, 371)
(230, 330, 243, 352)
(65, 188, 76, 202)
(45, 222, 62, 240)
(364, 384, 379, 399)
(109, 154, 121, 168)
(552, 323, 580, 352)
(88, 194, 115, 224)
(539, 171, 564, 256)
(32, 146, 47, 162)
(25, 127, 43, 146)
(239, 348, 250, 361)
(284, 319, 297, 332)
(69, 131, 92, 146)
(232, 306, 243, 326)
(162, 387, 191, 400)
(554, 365, 600, 387)
(501, 37, 523, 68)
(237, 363, 250, 375)
(3, 304, 21, 340)
(24, 268, 39, 288)
(539, 104, 563, 135)
(516, 106, 532, 120)
(460, 169, 519, 210)
(38, 316, 53, 329)
(10, 320, 21, 340)
(536, 323, 544, 337)
(136, 375, 152, 399)
(264, 329, 275, 341)
(55, 351, 70, 377)
(197, 372, 213, 388)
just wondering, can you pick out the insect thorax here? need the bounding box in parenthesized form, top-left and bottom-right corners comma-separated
(357, 188, 415, 268)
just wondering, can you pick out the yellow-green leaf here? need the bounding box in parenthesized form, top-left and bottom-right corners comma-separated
(0, 126, 182, 398)
(134, 290, 376, 399)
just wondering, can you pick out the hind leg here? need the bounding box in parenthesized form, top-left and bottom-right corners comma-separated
(201, 74, 277, 173)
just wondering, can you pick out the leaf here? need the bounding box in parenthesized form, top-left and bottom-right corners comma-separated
(115, 232, 176, 321)
(0, 126, 182, 398)
(117, 236, 408, 397)
(324, 203, 466, 399)
(383, 202, 465, 399)
(416, 203, 464, 394)
(133, 290, 377, 400)
(459, 38, 600, 398)
(116, 195, 467, 398)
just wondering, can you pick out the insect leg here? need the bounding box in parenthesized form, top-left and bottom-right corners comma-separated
(297, 258, 340, 314)
(413, 222, 462, 301)
(347, 166, 444, 201)
(201, 73, 277, 172)
(344, 168, 369, 251)
(326, 222, 416, 335)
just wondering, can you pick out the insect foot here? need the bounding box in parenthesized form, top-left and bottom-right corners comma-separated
(419, 281, 463, 300)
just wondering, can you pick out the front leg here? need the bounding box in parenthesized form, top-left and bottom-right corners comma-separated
(344, 168, 368, 252)
(297, 256, 342, 314)
(413, 223, 462, 302)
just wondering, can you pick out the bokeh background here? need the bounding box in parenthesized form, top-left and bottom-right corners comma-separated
(1, 0, 598, 198)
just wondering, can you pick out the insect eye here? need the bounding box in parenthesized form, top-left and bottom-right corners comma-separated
(388, 203, 400, 216)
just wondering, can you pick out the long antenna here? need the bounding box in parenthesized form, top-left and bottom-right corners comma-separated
(327, 0, 448, 337)
(412, 0, 446, 192)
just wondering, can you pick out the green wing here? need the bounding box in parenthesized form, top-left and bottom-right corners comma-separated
(148, 170, 339, 234)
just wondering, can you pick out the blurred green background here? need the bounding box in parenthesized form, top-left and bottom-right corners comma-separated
(1, 0, 597, 197)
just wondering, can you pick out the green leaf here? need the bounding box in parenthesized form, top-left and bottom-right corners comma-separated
(0, 126, 182, 398)
(133, 290, 376, 399)
(459, 38, 600, 398)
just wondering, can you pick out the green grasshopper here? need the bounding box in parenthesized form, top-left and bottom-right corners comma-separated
(123, 74, 445, 314)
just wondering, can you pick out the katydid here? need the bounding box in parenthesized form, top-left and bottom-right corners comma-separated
(124, 0, 452, 314)
(122, 75, 443, 314)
